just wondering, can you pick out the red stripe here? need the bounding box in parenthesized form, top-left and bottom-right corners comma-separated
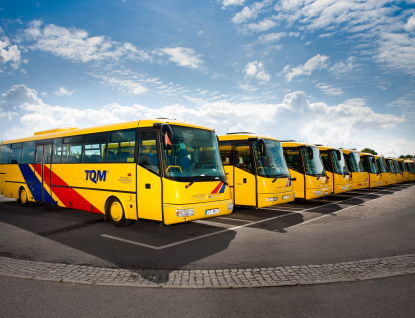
(211, 182, 223, 194)
(45, 166, 102, 214)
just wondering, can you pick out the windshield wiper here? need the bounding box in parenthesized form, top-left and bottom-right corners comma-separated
(185, 175, 228, 188)
(272, 174, 290, 183)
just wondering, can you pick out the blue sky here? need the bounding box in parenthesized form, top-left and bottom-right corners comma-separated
(1, 0, 414, 156)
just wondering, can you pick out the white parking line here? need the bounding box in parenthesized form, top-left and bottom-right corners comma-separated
(216, 216, 252, 222)
(101, 189, 391, 250)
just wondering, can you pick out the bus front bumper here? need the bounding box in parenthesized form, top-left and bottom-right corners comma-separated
(163, 200, 233, 225)
(257, 191, 296, 208)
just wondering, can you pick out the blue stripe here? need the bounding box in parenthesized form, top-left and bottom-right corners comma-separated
(219, 183, 226, 193)
(18, 164, 36, 198)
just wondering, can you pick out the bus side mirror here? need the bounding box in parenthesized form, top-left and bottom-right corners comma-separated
(335, 149, 341, 161)
(307, 146, 314, 160)
(156, 123, 173, 150)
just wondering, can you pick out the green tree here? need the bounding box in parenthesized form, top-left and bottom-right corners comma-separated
(399, 154, 414, 158)
(361, 148, 377, 155)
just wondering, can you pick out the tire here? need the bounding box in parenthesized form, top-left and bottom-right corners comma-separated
(19, 187, 34, 207)
(107, 197, 133, 227)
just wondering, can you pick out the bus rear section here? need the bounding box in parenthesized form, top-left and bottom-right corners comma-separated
(397, 159, 410, 182)
(318, 146, 352, 194)
(375, 155, 392, 186)
(359, 153, 382, 188)
(341, 149, 369, 189)
(0, 119, 233, 227)
(218, 133, 295, 208)
(282, 142, 331, 200)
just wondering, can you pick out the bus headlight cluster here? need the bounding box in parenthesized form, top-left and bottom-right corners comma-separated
(267, 197, 278, 202)
(228, 203, 233, 210)
(176, 208, 194, 217)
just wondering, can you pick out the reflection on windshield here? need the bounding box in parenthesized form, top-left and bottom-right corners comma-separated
(331, 150, 349, 175)
(393, 160, 401, 173)
(301, 147, 325, 176)
(362, 156, 378, 174)
(161, 125, 225, 182)
(254, 139, 290, 178)
(386, 159, 395, 173)
(345, 152, 360, 172)
(376, 158, 387, 173)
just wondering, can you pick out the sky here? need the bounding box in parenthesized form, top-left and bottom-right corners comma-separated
(0, 0, 414, 157)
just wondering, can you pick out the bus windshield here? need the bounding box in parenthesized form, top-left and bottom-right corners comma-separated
(301, 146, 326, 176)
(362, 156, 378, 174)
(399, 161, 408, 172)
(160, 125, 226, 182)
(393, 160, 401, 173)
(331, 150, 348, 175)
(376, 158, 387, 173)
(254, 139, 290, 178)
(386, 159, 395, 173)
(345, 152, 360, 172)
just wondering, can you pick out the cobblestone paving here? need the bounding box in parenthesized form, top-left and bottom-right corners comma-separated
(1, 254, 414, 288)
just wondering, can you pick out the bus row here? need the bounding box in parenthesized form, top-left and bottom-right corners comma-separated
(0, 118, 413, 227)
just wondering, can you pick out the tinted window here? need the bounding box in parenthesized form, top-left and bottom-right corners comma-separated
(83, 133, 107, 163)
(107, 129, 136, 163)
(10, 145, 22, 164)
(137, 131, 159, 174)
(62, 143, 82, 163)
(0, 144, 11, 164)
(22, 141, 36, 164)
(53, 138, 63, 164)
(283, 147, 303, 173)
(219, 141, 233, 166)
(234, 141, 254, 173)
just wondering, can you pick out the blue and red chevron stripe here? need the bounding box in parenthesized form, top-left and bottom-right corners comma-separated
(211, 181, 226, 194)
(18, 164, 102, 214)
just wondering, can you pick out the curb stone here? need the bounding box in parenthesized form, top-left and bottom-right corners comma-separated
(0, 254, 414, 288)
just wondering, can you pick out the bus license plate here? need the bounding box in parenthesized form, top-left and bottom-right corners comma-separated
(282, 195, 289, 200)
(314, 191, 322, 195)
(341, 186, 347, 190)
(206, 208, 219, 216)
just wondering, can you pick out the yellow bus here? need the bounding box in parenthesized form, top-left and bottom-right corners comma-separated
(340, 149, 369, 189)
(384, 157, 398, 184)
(396, 158, 410, 182)
(374, 155, 392, 186)
(218, 133, 295, 208)
(404, 160, 415, 181)
(317, 145, 352, 194)
(0, 119, 233, 226)
(359, 152, 383, 188)
(281, 141, 331, 200)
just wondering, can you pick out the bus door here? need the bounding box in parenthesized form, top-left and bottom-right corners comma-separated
(34, 143, 53, 203)
(233, 141, 256, 206)
(136, 130, 163, 221)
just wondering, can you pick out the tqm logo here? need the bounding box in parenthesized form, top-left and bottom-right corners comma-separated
(85, 170, 108, 184)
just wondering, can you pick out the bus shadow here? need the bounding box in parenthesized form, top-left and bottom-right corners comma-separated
(0, 198, 236, 284)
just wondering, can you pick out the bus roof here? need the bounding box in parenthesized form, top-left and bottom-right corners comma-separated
(316, 145, 337, 151)
(339, 148, 359, 154)
(281, 141, 315, 147)
(1, 118, 213, 144)
(218, 133, 280, 142)
(359, 152, 375, 157)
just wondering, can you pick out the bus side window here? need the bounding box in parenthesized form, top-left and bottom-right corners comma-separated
(10, 143, 23, 164)
(83, 133, 107, 163)
(53, 138, 63, 164)
(138, 131, 159, 174)
(283, 148, 303, 173)
(234, 142, 253, 173)
(218, 141, 233, 166)
(21, 141, 36, 164)
(108, 129, 136, 163)
(0, 144, 11, 164)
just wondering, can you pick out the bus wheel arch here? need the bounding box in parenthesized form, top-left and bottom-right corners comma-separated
(18, 186, 34, 207)
(105, 196, 134, 227)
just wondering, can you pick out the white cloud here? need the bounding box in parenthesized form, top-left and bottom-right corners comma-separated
(315, 83, 344, 96)
(245, 61, 270, 83)
(329, 57, 356, 75)
(54, 87, 74, 96)
(1, 85, 409, 157)
(231, 0, 274, 24)
(157, 47, 205, 70)
(24, 20, 150, 63)
(89, 73, 148, 95)
(406, 15, 415, 33)
(0, 37, 22, 69)
(243, 18, 277, 33)
(222, 0, 246, 8)
(284, 54, 330, 81)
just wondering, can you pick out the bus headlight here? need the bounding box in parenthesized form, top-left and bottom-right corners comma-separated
(267, 197, 278, 202)
(228, 203, 233, 210)
(176, 209, 194, 217)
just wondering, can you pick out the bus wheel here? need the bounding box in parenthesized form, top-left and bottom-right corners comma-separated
(108, 198, 133, 227)
(19, 187, 33, 207)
